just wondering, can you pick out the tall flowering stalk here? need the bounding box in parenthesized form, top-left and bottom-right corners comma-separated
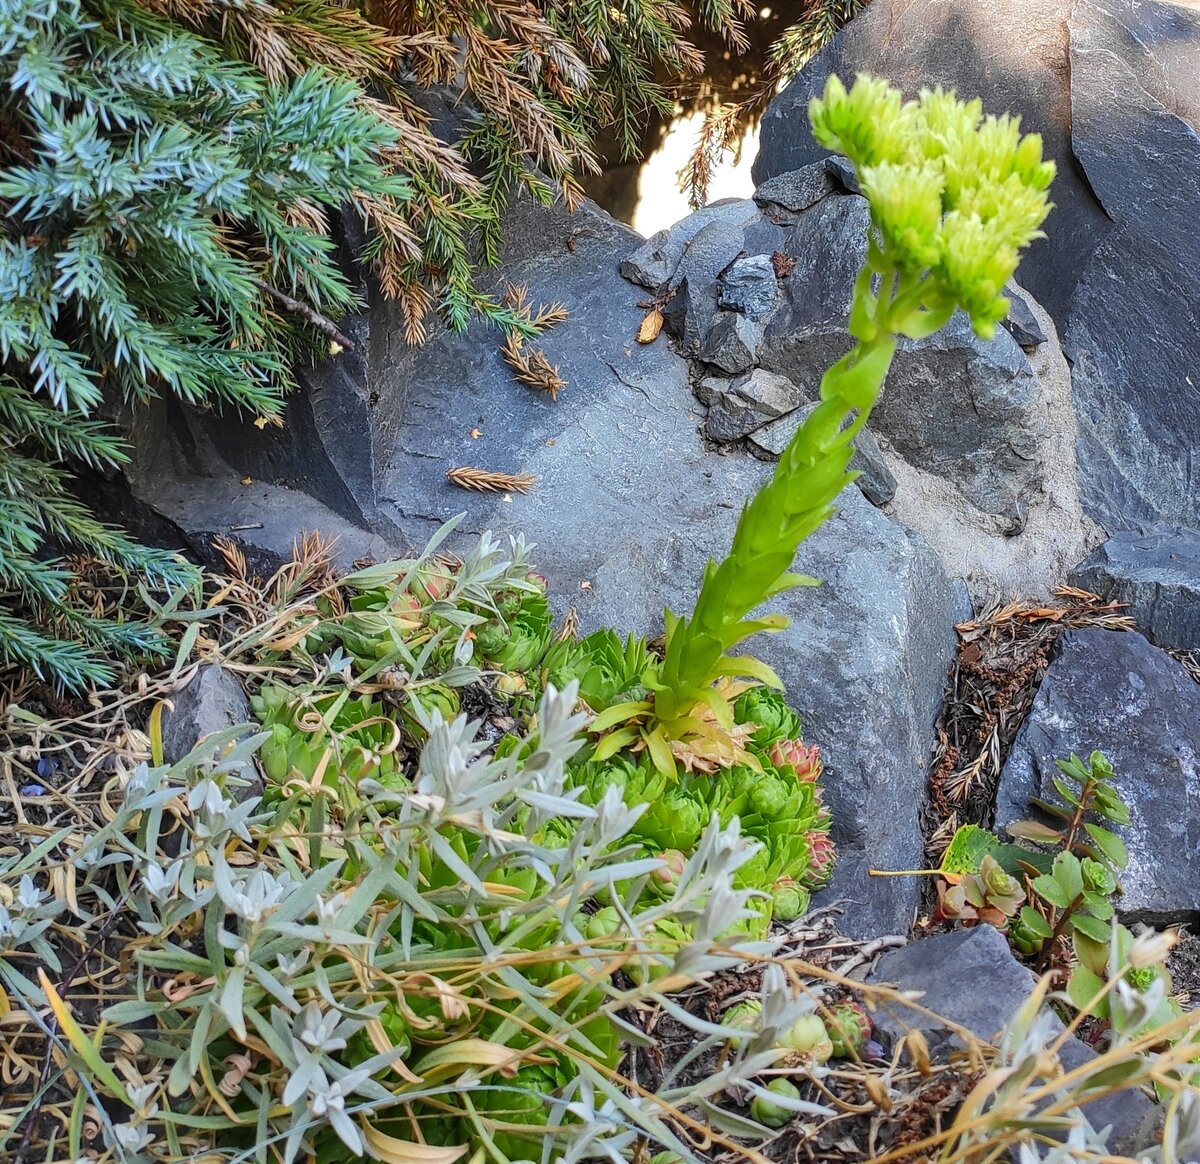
(611, 75, 1056, 771)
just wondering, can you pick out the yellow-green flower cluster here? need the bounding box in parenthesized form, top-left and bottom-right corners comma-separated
(809, 74, 1055, 337)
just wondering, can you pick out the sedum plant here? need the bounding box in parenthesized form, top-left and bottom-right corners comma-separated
(943, 924, 1200, 1164)
(593, 74, 1055, 775)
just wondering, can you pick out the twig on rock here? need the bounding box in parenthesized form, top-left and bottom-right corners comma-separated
(252, 278, 355, 351)
(446, 466, 536, 494)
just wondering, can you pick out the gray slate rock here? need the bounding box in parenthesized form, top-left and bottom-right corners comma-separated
(700, 312, 762, 375)
(753, 162, 836, 213)
(748, 403, 897, 507)
(703, 369, 804, 443)
(619, 199, 759, 292)
(868, 927, 1157, 1154)
(824, 155, 861, 195)
(162, 666, 263, 802)
(1064, 2, 1200, 530)
(996, 628, 1200, 925)
(718, 255, 778, 320)
(761, 194, 1045, 520)
(1002, 286, 1047, 349)
(1070, 527, 1200, 651)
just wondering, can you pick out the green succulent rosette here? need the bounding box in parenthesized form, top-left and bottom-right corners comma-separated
(252, 684, 402, 787)
(470, 1063, 562, 1158)
(631, 785, 709, 853)
(474, 584, 554, 673)
(733, 686, 803, 752)
(543, 628, 657, 711)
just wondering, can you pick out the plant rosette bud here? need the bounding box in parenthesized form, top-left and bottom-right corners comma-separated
(648, 849, 687, 898)
(495, 672, 528, 696)
(582, 906, 622, 943)
(723, 1000, 764, 1043)
(750, 1077, 803, 1129)
(805, 830, 836, 889)
(777, 1014, 833, 1063)
(769, 739, 823, 783)
(825, 1001, 872, 1058)
(770, 879, 811, 923)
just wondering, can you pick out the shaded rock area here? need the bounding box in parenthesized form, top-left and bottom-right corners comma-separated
(161, 666, 263, 802)
(867, 926, 1158, 1153)
(1070, 527, 1200, 651)
(995, 628, 1200, 926)
(751, 0, 1200, 535)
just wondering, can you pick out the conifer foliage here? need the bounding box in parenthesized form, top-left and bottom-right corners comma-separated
(0, 0, 766, 690)
(0, 0, 405, 687)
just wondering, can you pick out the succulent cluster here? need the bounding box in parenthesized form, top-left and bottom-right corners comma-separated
(248, 530, 836, 942)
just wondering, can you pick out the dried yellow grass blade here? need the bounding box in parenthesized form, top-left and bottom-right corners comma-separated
(360, 1124, 467, 1164)
(414, 1037, 546, 1079)
(37, 969, 130, 1105)
(148, 699, 166, 766)
(364, 1019, 424, 1083)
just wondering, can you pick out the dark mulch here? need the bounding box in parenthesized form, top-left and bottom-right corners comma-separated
(1167, 928, 1200, 1012)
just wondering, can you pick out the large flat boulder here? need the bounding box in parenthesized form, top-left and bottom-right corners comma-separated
(995, 628, 1200, 926)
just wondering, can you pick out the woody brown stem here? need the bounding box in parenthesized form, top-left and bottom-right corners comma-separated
(252, 279, 356, 351)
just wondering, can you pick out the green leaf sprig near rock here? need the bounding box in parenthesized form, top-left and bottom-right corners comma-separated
(1005, 751, 1130, 966)
(591, 74, 1055, 775)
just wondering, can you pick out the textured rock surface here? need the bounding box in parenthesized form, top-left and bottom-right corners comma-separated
(751, 0, 1200, 533)
(619, 199, 758, 292)
(1070, 527, 1200, 651)
(700, 312, 762, 374)
(162, 666, 262, 801)
(1064, 0, 1200, 529)
(878, 288, 1099, 601)
(753, 162, 836, 212)
(1002, 287, 1047, 350)
(996, 628, 1200, 925)
(749, 403, 897, 508)
(703, 369, 805, 443)
(867, 927, 1157, 1153)
(718, 254, 778, 320)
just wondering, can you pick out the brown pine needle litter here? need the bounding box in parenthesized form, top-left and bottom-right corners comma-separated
(445, 466, 536, 494)
(501, 283, 568, 401)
